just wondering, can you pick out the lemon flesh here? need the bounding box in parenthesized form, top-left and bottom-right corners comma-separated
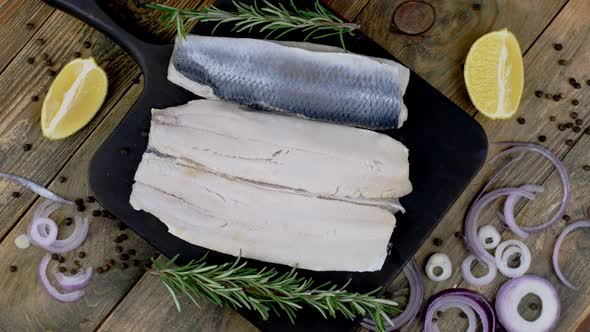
(464, 29, 524, 119)
(42, 58, 108, 140)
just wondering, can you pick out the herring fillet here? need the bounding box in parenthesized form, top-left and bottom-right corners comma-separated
(130, 153, 396, 272)
(149, 100, 412, 200)
(168, 35, 410, 130)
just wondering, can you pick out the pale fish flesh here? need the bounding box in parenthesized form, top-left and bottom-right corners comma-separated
(168, 35, 410, 130)
(148, 100, 412, 202)
(130, 154, 396, 272)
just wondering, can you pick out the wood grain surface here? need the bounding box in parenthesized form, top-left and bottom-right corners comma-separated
(0, 0, 588, 331)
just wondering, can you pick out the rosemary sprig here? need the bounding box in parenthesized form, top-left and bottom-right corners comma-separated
(145, 0, 359, 48)
(151, 255, 399, 332)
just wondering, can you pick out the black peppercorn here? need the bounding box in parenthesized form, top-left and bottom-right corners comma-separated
(534, 90, 543, 98)
(78, 251, 86, 258)
(83, 41, 92, 49)
(97, 267, 104, 273)
(565, 139, 574, 146)
(517, 117, 526, 125)
(75, 198, 84, 206)
(558, 123, 567, 131)
(120, 254, 130, 261)
(58, 176, 67, 183)
(573, 126, 581, 133)
(549, 116, 556, 122)
(121, 262, 129, 269)
(73, 51, 82, 58)
(109, 259, 115, 266)
(11, 192, 21, 198)
(59, 266, 67, 273)
(117, 222, 128, 230)
(35, 38, 45, 46)
(454, 231, 463, 239)
(26, 57, 34, 64)
(563, 215, 571, 222)
(552, 94, 562, 101)
(587, 79, 590, 86)
(572, 99, 579, 106)
(65, 217, 73, 226)
(566, 122, 574, 129)
(70, 268, 78, 274)
(9, 265, 17, 272)
(569, 77, 577, 85)
(46, 69, 56, 77)
(553, 43, 563, 50)
(459, 311, 467, 318)
(31, 95, 39, 102)
(115, 246, 123, 253)
(58, 256, 65, 263)
(87, 196, 96, 203)
(114, 236, 123, 243)
(51, 253, 59, 261)
(585, 127, 590, 135)
(558, 59, 567, 66)
(582, 165, 590, 171)
(77, 205, 86, 212)
(92, 210, 101, 217)
(74, 260, 81, 266)
(44, 59, 52, 67)
(574, 83, 581, 89)
(432, 238, 443, 246)
(23, 144, 32, 151)
(25, 23, 35, 30)
(41, 53, 49, 61)
(538, 135, 547, 142)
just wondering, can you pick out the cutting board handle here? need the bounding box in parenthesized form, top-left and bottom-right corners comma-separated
(42, 0, 155, 65)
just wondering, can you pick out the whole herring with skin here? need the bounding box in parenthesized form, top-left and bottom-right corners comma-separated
(168, 35, 410, 130)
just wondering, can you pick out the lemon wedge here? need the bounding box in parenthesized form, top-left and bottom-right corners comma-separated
(42, 58, 108, 140)
(464, 29, 523, 119)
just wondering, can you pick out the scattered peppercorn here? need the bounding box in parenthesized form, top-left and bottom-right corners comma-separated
(46, 69, 56, 77)
(44, 59, 52, 67)
(587, 79, 590, 86)
(65, 217, 73, 226)
(23, 143, 32, 151)
(70, 268, 78, 274)
(26, 57, 34, 64)
(73, 51, 81, 58)
(121, 262, 129, 269)
(517, 117, 526, 125)
(75, 198, 84, 205)
(83, 41, 92, 49)
(549, 116, 556, 122)
(58, 176, 67, 183)
(119, 147, 130, 156)
(534, 90, 543, 98)
(78, 251, 86, 259)
(459, 311, 467, 318)
(563, 215, 571, 222)
(58, 256, 65, 263)
(9, 265, 17, 272)
(586, 128, 590, 135)
(74, 260, 81, 266)
(538, 135, 547, 143)
(109, 259, 115, 266)
(583, 165, 590, 171)
(558, 123, 567, 131)
(97, 267, 104, 273)
(25, 23, 35, 30)
(52, 254, 59, 261)
(566, 139, 574, 146)
(128, 249, 136, 255)
(454, 231, 463, 238)
(31, 95, 39, 102)
(566, 122, 574, 129)
(144, 261, 152, 269)
(569, 77, 577, 85)
(77, 205, 86, 212)
(558, 59, 567, 66)
(117, 222, 128, 230)
(103, 264, 111, 272)
(552, 94, 562, 101)
(41, 53, 49, 61)
(87, 196, 96, 203)
(574, 83, 582, 89)
(35, 38, 45, 46)
(436, 310, 443, 317)
(120, 254, 130, 261)
(59, 266, 67, 273)
(115, 246, 123, 253)
(92, 209, 102, 217)
(576, 119, 583, 125)
(573, 126, 581, 133)
(114, 236, 123, 243)
(553, 43, 563, 50)
(132, 77, 140, 85)
(11, 192, 21, 198)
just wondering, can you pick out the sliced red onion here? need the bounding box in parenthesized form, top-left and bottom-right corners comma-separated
(495, 240, 531, 278)
(503, 185, 544, 239)
(552, 220, 590, 290)
(28, 217, 58, 247)
(495, 275, 560, 332)
(14, 233, 31, 249)
(39, 254, 84, 302)
(461, 255, 497, 286)
(0, 173, 73, 204)
(54, 267, 93, 291)
(424, 288, 496, 332)
(465, 188, 533, 264)
(45, 215, 89, 253)
(478, 225, 501, 249)
(34, 199, 61, 220)
(425, 253, 452, 282)
(476, 153, 524, 201)
(361, 259, 424, 331)
(493, 143, 570, 233)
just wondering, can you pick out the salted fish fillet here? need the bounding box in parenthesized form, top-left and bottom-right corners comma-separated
(168, 35, 410, 130)
(130, 153, 396, 272)
(149, 100, 412, 201)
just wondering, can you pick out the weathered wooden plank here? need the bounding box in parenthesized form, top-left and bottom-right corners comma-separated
(97, 257, 258, 332)
(322, 0, 370, 21)
(0, 83, 160, 331)
(363, 0, 590, 330)
(357, 0, 568, 114)
(0, 8, 140, 239)
(0, 0, 54, 73)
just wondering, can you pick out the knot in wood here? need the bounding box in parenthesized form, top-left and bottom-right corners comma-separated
(392, 1, 436, 35)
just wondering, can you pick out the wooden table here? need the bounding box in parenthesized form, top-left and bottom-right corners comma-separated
(0, 0, 588, 331)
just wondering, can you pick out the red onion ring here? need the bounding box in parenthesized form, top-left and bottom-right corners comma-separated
(54, 267, 93, 291)
(478, 225, 501, 249)
(33, 215, 89, 253)
(0, 173, 73, 204)
(503, 185, 544, 239)
(461, 255, 497, 286)
(361, 259, 423, 331)
(38, 254, 85, 302)
(552, 220, 590, 290)
(425, 253, 452, 282)
(28, 217, 58, 247)
(493, 143, 570, 233)
(495, 240, 531, 278)
(423, 288, 496, 332)
(465, 188, 534, 264)
(495, 275, 560, 332)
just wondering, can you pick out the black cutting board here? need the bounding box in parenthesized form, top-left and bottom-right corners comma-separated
(43, 0, 488, 330)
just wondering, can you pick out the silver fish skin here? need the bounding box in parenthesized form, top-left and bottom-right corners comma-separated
(168, 35, 410, 130)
